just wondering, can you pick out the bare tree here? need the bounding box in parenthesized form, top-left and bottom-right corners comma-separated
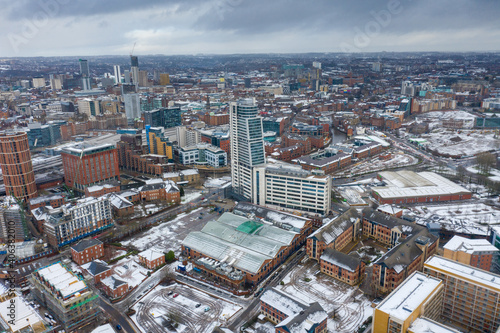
(476, 152, 496, 175)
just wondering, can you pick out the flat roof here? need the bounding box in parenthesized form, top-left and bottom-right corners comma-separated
(409, 318, 463, 333)
(425, 256, 500, 291)
(35, 262, 88, 299)
(377, 271, 442, 322)
(374, 171, 470, 199)
(443, 235, 499, 254)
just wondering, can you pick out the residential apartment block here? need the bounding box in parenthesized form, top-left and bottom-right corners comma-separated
(424, 256, 500, 333)
(30, 262, 100, 332)
(44, 196, 113, 248)
(443, 235, 499, 272)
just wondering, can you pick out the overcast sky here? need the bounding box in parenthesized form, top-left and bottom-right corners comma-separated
(1, 0, 499, 57)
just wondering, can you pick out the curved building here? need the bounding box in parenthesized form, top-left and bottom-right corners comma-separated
(0, 131, 37, 201)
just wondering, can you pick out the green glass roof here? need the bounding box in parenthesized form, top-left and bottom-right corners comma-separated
(236, 220, 263, 234)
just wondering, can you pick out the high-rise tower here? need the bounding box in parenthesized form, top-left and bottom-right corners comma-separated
(229, 98, 265, 200)
(113, 65, 121, 84)
(130, 56, 139, 86)
(0, 131, 37, 201)
(79, 59, 91, 90)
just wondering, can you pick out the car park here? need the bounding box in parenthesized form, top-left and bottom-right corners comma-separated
(204, 306, 210, 312)
(195, 303, 201, 308)
(173, 293, 179, 298)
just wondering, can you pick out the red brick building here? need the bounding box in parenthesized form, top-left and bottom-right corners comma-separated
(260, 288, 328, 333)
(101, 275, 129, 299)
(61, 143, 120, 192)
(28, 194, 65, 211)
(307, 208, 359, 260)
(363, 208, 438, 294)
(138, 249, 165, 269)
(139, 179, 180, 203)
(319, 248, 365, 286)
(71, 238, 104, 265)
(84, 182, 121, 198)
(83, 260, 112, 283)
(443, 235, 499, 272)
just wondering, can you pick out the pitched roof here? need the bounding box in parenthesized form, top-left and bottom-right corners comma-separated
(84, 260, 111, 276)
(101, 275, 128, 290)
(308, 208, 358, 244)
(320, 248, 363, 272)
(71, 238, 103, 252)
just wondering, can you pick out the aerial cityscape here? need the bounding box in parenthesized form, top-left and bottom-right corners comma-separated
(0, 1, 500, 333)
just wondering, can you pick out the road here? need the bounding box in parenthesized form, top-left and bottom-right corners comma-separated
(100, 299, 138, 333)
(227, 249, 306, 331)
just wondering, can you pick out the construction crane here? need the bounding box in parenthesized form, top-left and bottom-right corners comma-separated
(130, 42, 136, 57)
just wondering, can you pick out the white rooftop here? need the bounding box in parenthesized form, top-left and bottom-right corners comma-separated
(374, 171, 470, 199)
(425, 256, 500, 291)
(444, 235, 498, 254)
(409, 317, 463, 333)
(138, 249, 164, 262)
(377, 271, 442, 321)
(0, 296, 45, 332)
(91, 323, 116, 333)
(35, 262, 88, 299)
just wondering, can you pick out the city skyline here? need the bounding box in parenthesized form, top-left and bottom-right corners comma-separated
(1, 0, 500, 57)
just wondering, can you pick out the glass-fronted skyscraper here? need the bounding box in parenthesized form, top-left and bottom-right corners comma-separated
(230, 98, 265, 200)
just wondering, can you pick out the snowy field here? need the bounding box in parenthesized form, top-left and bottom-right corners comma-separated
(181, 191, 202, 204)
(415, 110, 476, 129)
(204, 176, 232, 188)
(420, 129, 500, 157)
(121, 208, 217, 256)
(410, 202, 500, 236)
(467, 166, 500, 182)
(132, 283, 241, 333)
(259, 259, 373, 333)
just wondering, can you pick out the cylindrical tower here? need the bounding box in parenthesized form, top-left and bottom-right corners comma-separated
(0, 131, 37, 201)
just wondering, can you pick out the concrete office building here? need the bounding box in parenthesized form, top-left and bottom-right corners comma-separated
(0, 131, 37, 201)
(230, 98, 265, 200)
(253, 164, 331, 216)
(123, 93, 141, 120)
(113, 65, 121, 84)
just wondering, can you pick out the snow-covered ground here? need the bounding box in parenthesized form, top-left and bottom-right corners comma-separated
(415, 110, 476, 130)
(181, 191, 202, 204)
(204, 176, 232, 188)
(121, 208, 212, 256)
(132, 283, 241, 333)
(410, 202, 500, 236)
(268, 260, 372, 333)
(111, 256, 149, 288)
(467, 165, 500, 182)
(420, 129, 500, 157)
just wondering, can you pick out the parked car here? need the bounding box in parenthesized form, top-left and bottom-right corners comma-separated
(195, 303, 201, 308)
(173, 293, 179, 298)
(167, 291, 173, 296)
(204, 306, 210, 312)
(116, 324, 122, 331)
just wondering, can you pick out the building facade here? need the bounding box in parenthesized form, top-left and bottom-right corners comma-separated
(0, 131, 37, 201)
(30, 262, 100, 332)
(71, 238, 104, 266)
(230, 98, 265, 200)
(443, 235, 499, 272)
(61, 143, 120, 192)
(424, 256, 500, 333)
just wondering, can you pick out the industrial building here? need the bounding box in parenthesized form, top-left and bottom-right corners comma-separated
(372, 171, 471, 204)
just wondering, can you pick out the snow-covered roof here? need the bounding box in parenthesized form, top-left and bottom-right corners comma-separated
(182, 213, 297, 274)
(409, 317, 463, 333)
(138, 249, 164, 262)
(443, 235, 498, 254)
(35, 262, 88, 299)
(425, 256, 500, 291)
(374, 171, 470, 199)
(260, 288, 308, 317)
(320, 248, 362, 272)
(309, 208, 358, 244)
(376, 272, 442, 321)
(0, 296, 45, 332)
(91, 324, 117, 333)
